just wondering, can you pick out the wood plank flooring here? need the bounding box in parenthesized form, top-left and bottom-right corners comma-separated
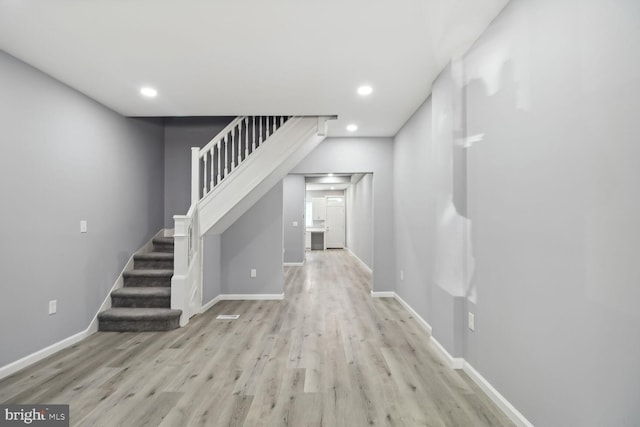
(0, 250, 513, 426)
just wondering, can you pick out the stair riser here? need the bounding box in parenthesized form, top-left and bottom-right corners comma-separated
(98, 318, 179, 332)
(134, 259, 174, 269)
(124, 277, 171, 287)
(111, 296, 170, 308)
(153, 243, 174, 253)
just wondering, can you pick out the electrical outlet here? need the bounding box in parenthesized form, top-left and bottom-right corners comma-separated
(468, 312, 475, 331)
(400, 270, 404, 281)
(49, 300, 57, 315)
(80, 220, 87, 233)
(250, 269, 257, 278)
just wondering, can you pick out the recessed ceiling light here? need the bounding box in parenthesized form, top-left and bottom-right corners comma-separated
(346, 124, 358, 132)
(140, 87, 157, 98)
(331, 186, 335, 190)
(328, 173, 334, 177)
(357, 85, 373, 96)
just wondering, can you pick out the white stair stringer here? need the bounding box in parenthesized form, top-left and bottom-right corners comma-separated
(198, 116, 330, 236)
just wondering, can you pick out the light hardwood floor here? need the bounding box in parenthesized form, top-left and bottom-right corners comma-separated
(0, 250, 513, 426)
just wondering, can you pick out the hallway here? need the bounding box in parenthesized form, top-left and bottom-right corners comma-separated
(0, 250, 512, 426)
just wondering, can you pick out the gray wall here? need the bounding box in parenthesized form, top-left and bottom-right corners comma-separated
(202, 234, 221, 304)
(394, 0, 640, 424)
(346, 174, 373, 268)
(0, 51, 165, 366)
(464, 0, 640, 425)
(220, 182, 284, 295)
(164, 117, 233, 228)
(292, 138, 394, 292)
(393, 88, 467, 358)
(283, 175, 305, 264)
(393, 99, 435, 330)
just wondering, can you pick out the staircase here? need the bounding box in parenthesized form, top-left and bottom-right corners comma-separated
(98, 236, 182, 331)
(96, 115, 333, 331)
(172, 115, 334, 326)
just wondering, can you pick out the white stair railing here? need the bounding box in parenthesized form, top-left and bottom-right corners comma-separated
(172, 116, 292, 326)
(196, 116, 291, 202)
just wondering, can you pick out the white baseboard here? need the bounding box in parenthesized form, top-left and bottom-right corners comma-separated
(0, 328, 91, 380)
(346, 248, 372, 273)
(201, 293, 284, 312)
(392, 292, 433, 336)
(463, 361, 534, 427)
(283, 262, 304, 267)
(430, 335, 464, 369)
(219, 293, 285, 301)
(370, 291, 395, 298)
(201, 295, 223, 312)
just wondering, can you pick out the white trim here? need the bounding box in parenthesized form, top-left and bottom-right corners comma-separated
(0, 328, 91, 380)
(283, 262, 304, 267)
(463, 361, 534, 427)
(347, 248, 372, 273)
(219, 293, 285, 301)
(201, 295, 223, 312)
(370, 291, 395, 298)
(430, 336, 464, 370)
(392, 292, 433, 335)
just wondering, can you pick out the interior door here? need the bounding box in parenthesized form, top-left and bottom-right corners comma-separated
(326, 204, 345, 248)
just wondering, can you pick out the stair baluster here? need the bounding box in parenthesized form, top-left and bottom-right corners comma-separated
(202, 151, 208, 196)
(244, 118, 249, 159)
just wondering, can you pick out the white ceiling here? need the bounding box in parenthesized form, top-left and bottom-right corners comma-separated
(0, 0, 509, 137)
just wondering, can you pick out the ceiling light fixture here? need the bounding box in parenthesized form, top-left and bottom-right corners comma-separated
(331, 186, 335, 190)
(357, 85, 373, 96)
(328, 173, 334, 177)
(140, 87, 157, 98)
(346, 124, 358, 132)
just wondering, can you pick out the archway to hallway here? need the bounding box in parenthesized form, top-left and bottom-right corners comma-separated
(283, 173, 374, 293)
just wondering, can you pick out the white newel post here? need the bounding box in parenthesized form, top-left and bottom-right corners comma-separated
(172, 214, 191, 326)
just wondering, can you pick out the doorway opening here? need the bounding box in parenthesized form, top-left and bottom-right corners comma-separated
(305, 175, 349, 251)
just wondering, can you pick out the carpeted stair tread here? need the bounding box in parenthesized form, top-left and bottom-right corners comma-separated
(124, 269, 173, 277)
(133, 251, 174, 269)
(98, 308, 181, 320)
(134, 252, 174, 261)
(99, 232, 179, 332)
(153, 236, 174, 244)
(111, 287, 171, 298)
(152, 236, 175, 253)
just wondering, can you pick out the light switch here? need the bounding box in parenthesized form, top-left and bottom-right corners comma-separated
(468, 312, 475, 331)
(49, 300, 57, 315)
(80, 220, 87, 233)
(250, 269, 257, 278)
(293, 221, 298, 227)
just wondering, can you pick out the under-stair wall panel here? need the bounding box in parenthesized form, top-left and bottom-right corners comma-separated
(220, 183, 284, 295)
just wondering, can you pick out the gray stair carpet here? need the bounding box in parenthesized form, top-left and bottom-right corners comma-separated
(98, 235, 181, 332)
